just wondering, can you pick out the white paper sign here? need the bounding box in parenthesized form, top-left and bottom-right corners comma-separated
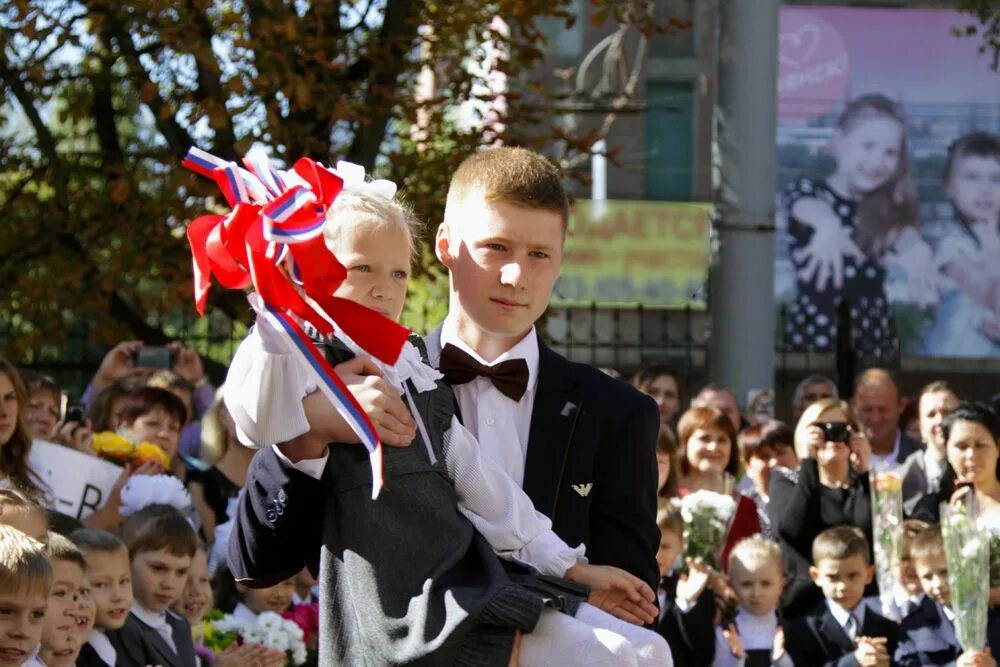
(28, 441, 122, 520)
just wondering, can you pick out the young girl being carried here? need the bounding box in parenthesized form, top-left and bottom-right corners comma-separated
(224, 173, 671, 666)
(783, 94, 938, 358)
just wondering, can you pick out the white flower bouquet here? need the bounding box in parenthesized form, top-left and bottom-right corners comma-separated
(204, 610, 309, 665)
(870, 470, 903, 620)
(680, 490, 737, 570)
(941, 498, 989, 652)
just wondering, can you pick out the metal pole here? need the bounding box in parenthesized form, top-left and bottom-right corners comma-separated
(708, 0, 779, 411)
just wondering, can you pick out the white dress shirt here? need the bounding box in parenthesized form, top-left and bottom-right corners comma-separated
(870, 431, 901, 473)
(232, 602, 258, 623)
(827, 599, 865, 640)
(712, 609, 794, 667)
(440, 316, 540, 487)
(87, 628, 117, 666)
(235, 311, 585, 578)
(131, 602, 177, 653)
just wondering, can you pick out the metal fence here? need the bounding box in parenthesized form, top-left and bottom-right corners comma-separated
(4, 301, 995, 421)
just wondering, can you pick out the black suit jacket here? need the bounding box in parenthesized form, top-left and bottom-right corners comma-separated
(896, 432, 923, 465)
(426, 327, 662, 593)
(108, 611, 197, 667)
(75, 642, 109, 667)
(785, 603, 899, 667)
(655, 573, 716, 667)
(895, 597, 960, 667)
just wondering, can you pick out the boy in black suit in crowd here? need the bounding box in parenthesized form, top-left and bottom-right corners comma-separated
(109, 505, 197, 667)
(786, 526, 898, 667)
(896, 524, 998, 667)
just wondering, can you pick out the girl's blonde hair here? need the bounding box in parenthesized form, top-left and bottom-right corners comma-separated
(836, 94, 918, 256)
(322, 189, 421, 262)
(728, 535, 784, 574)
(793, 397, 859, 460)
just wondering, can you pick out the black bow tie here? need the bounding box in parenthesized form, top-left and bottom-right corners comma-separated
(439, 343, 530, 402)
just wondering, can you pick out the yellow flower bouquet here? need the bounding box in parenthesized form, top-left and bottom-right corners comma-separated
(91, 431, 171, 470)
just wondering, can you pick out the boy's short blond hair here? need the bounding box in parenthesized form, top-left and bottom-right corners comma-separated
(0, 488, 46, 519)
(48, 532, 87, 572)
(908, 524, 945, 564)
(323, 189, 420, 261)
(656, 504, 683, 537)
(812, 526, 870, 565)
(729, 535, 784, 573)
(0, 524, 52, 596)
(445, 147, 569, 228)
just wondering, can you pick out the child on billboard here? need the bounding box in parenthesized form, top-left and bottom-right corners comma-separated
(781, 93, 937, 357)
(922, 131, 1000, 357)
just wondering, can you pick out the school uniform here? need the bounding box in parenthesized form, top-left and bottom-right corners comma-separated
(426, 321, 661, 594)
(75, 629, 117, 667)
(894, 597, 963, 666)
(713, 609, 793, 667)
(108, 604, 197, 667)
(655, 572, 716, 667)
(785, 600, 899, 667)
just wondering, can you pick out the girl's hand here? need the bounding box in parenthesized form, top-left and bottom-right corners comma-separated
(791, 197, 866, 292)
(214, 642, 288, 667)
(772, 626, 786, 662)
(885, 238, 943, 308)
(958, 648, 997, 667)
(849, 431, 872, 474)
(722, 623, 746, 659)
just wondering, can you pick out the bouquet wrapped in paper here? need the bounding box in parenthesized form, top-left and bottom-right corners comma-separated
(680, 490, 736, 570)
(201, 609, 308, 665)
(940, 497, 989, 652)
(870, 470, 903, 620)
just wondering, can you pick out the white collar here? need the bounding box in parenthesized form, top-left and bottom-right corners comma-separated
(87, 628, 117, 666)
(22, 645, 43, 667)
(871, 431, 901, 467)
(734, 609, 779, 650)
(827, 598, 865, 630)
(131, 602, 169, 631)
(941, 603, 955, 622)
(232, 602, 258, 622)
(441, 316, 539, 393)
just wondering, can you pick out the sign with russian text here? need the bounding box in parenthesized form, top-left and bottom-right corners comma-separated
(29, 441, 121, 520)
(553, 200, 710, 306)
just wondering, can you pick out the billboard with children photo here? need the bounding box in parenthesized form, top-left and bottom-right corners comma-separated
(774, 6, 1000, 359)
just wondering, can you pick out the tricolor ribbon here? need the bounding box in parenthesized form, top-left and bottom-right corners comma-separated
(182, 147, 410, 498)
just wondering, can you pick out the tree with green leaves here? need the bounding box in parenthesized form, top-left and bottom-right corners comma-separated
(0, 0, 675, 373)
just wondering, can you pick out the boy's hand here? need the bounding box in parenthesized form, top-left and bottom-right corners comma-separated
(958, 648, 997, 667)
(853, 637, 889, 667)
(676, 558, 711, 609)
(565, 563, 657, 625)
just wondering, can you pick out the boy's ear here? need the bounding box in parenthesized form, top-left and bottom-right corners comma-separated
(434, 223, 454, 268)
(865, 564, 875, 585)
(809, 565, 819, 583)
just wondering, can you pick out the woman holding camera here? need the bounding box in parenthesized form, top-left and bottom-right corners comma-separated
(768, 397, 874, 618)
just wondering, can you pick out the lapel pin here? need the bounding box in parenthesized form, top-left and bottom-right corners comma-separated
(571, 483, 593, 497)
(560, 401, 578, 417)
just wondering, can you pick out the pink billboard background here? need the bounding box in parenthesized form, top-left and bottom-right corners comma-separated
(775, 7, 1000, 359)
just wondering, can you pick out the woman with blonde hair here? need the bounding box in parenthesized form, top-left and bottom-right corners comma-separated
(188, 393, 254, 542)
(770, 397, 875, 617)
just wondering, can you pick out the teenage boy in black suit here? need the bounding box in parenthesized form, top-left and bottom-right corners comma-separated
(424, 147, 661, 601)
(786, 526, 899, 667)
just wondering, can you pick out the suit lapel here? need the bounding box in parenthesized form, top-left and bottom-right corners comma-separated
(425, 325, 444, 368)
(818, 608, 856, 656)
(134, 616, 182, 667)
(166, 612, 195, 667)
(523, 339, 583, 519)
